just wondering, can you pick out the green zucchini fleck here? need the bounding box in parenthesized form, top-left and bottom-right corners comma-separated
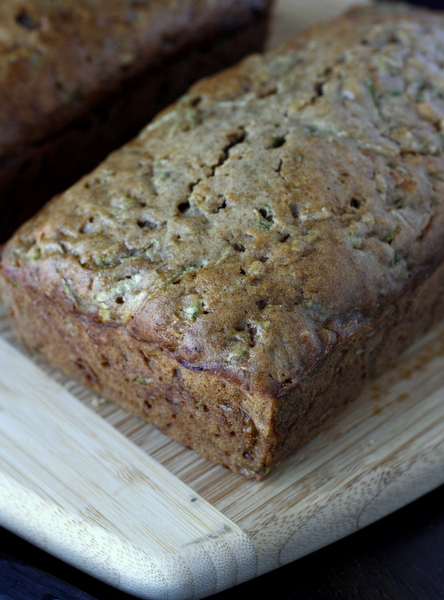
(365, 78, 382, 117)
(119, 349, 129, 362)
(163, 264, 202, 284)
(184, 301, 202, 321)
(254, 205, 274, 229)
(228, 342, 249, 361)
(195, 401, 208, 411)
(61, 278, 82, 306)
(26, 248, 42, 261)
(133, 376, 153, 385)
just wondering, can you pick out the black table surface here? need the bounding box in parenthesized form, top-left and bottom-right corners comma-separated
(2, 0, 444, 598)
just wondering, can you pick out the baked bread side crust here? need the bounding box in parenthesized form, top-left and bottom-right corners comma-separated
(3, 247, 444, 478)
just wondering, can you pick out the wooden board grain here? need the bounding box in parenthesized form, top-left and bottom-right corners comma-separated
(3, 287, 444, 599)
(4, 0, 444, 598)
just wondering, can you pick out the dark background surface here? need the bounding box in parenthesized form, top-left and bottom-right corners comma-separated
(2, 0, 444, 598)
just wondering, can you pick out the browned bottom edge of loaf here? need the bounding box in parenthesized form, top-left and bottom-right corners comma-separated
(3, 259, 444, 479)
(0, 14, 270, 243)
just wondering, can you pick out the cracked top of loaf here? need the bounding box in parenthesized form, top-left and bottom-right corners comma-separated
(0, 0, 270, 160)
(4, 4, 444, 397)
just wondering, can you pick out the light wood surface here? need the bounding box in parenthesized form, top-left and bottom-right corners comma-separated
(267, 0, 370, 48)
(4, 1, 444, 599)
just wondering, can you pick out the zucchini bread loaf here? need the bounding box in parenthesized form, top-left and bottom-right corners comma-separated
(0, 0, 273, 241)
(2, 4, 444, 478)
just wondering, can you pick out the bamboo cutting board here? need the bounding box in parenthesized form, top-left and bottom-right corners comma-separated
(3, 1, 444, 598)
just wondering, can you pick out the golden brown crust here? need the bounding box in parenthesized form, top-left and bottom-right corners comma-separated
(3, 4, 444, 477)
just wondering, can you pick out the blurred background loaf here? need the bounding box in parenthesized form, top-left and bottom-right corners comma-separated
(0, 0, 273, 242)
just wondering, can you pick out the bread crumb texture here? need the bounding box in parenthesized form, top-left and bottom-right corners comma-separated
(4, 4, 444, 401)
